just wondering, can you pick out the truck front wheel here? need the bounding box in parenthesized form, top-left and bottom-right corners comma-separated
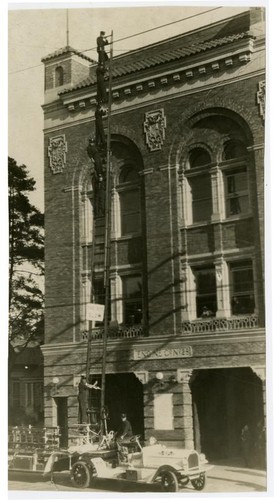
(71, 461, 94, 488)
(159, 470, 179, 492)
(191, 472, 206, 490)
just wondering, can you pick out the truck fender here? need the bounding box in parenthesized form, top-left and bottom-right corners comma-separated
(86, 457, 107, 477)
(151, 463, 181, 482)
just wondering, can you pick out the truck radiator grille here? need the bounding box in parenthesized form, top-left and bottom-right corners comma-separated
(188, 452, 199, 469)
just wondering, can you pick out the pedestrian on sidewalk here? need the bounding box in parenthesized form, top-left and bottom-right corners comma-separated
(240, 423, 252, 467)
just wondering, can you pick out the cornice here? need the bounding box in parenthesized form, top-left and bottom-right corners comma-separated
(59, 37, 256, 111)
(41, 328, 265, 356)
(43, 69, 265, 135)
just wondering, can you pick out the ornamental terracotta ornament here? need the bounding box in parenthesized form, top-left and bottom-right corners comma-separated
(144, 109, 167, 151)
(48, 135, 68, 174)
(256, 80, 265, 121)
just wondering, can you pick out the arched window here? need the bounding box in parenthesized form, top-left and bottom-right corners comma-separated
(189, 147, 211, 168)
(55, 66, 64, 87)
(119, 166, 141, 236)
(223, 140, 247, 161)
(111, 139, 145, 329)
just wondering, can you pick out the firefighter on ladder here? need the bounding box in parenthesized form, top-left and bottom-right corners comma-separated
(78, 375, 101, 424)
(96, 30, 109, 66)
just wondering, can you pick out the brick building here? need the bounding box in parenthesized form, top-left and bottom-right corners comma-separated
(42, 8, 266, 461)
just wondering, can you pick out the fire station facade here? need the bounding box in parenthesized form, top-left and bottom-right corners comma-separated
(42, 8, 266, 460)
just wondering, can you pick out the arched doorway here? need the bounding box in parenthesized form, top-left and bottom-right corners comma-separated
(191, 368, 263, 462)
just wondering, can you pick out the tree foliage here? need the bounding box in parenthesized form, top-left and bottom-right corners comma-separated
(8, 157, 44, 347)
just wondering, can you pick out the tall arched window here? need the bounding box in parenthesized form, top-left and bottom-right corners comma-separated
(180, 110, 255, 322)
(80, 180, 93, 333)
(55, 66, 64, 87)
(110, 138, 145, 330)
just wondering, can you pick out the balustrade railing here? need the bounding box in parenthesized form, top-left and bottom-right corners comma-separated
(82, 324, 144, 341)
(182, 314, 259, 334)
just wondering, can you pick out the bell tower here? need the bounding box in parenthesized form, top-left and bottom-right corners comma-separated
(42, 46, 94, 104)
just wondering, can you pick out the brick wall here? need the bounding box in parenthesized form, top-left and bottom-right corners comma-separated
(44, 69, 265, 344)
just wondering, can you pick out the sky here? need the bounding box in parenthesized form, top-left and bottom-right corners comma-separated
(7, 1, 253, 211)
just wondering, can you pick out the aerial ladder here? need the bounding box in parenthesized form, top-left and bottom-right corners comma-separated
(86, 30, 114, 438)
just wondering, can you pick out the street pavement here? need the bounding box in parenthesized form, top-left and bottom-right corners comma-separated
(8, 464, 267, 494)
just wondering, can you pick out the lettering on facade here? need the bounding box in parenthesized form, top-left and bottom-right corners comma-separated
(133, 346, 193, 360)
(48, 134, 67, 174)
(144, 109, 166, 151)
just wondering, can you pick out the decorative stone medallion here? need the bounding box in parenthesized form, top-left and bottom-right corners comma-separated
(144, 109, 167, 151)
(256, 80, 265, 121)
(48, 135, 67, 174)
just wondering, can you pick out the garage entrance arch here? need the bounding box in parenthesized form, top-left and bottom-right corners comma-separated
(191, 367, 263, 462)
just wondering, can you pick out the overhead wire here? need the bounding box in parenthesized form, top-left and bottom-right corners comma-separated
(80, 7, 223, 54)
(9, 6, 224, 75)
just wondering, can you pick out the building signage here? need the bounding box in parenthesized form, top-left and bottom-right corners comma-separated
(86, 303, 105, 322)
(133, 346, 192, 360)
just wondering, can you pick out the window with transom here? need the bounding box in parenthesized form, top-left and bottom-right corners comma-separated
(224, 168, 250, 216)
(118, 166, 141, 236)
(194, 267, 217, 318)
(230, 260, 255, 315)
(122, 275, 143, 326)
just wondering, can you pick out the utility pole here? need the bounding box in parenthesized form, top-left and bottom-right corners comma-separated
(100, 30, 113, 435)
(86, 215, 96, 417)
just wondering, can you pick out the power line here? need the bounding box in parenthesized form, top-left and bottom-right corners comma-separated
(9, 7, 224, 76)
(9, 63, 42, 75)
(9, 42, 63, 50)
(80, 7, 223, 55)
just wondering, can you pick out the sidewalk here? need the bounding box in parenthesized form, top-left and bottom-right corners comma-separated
(8, 464, 267, 493)
(207, 464, 266, 492)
